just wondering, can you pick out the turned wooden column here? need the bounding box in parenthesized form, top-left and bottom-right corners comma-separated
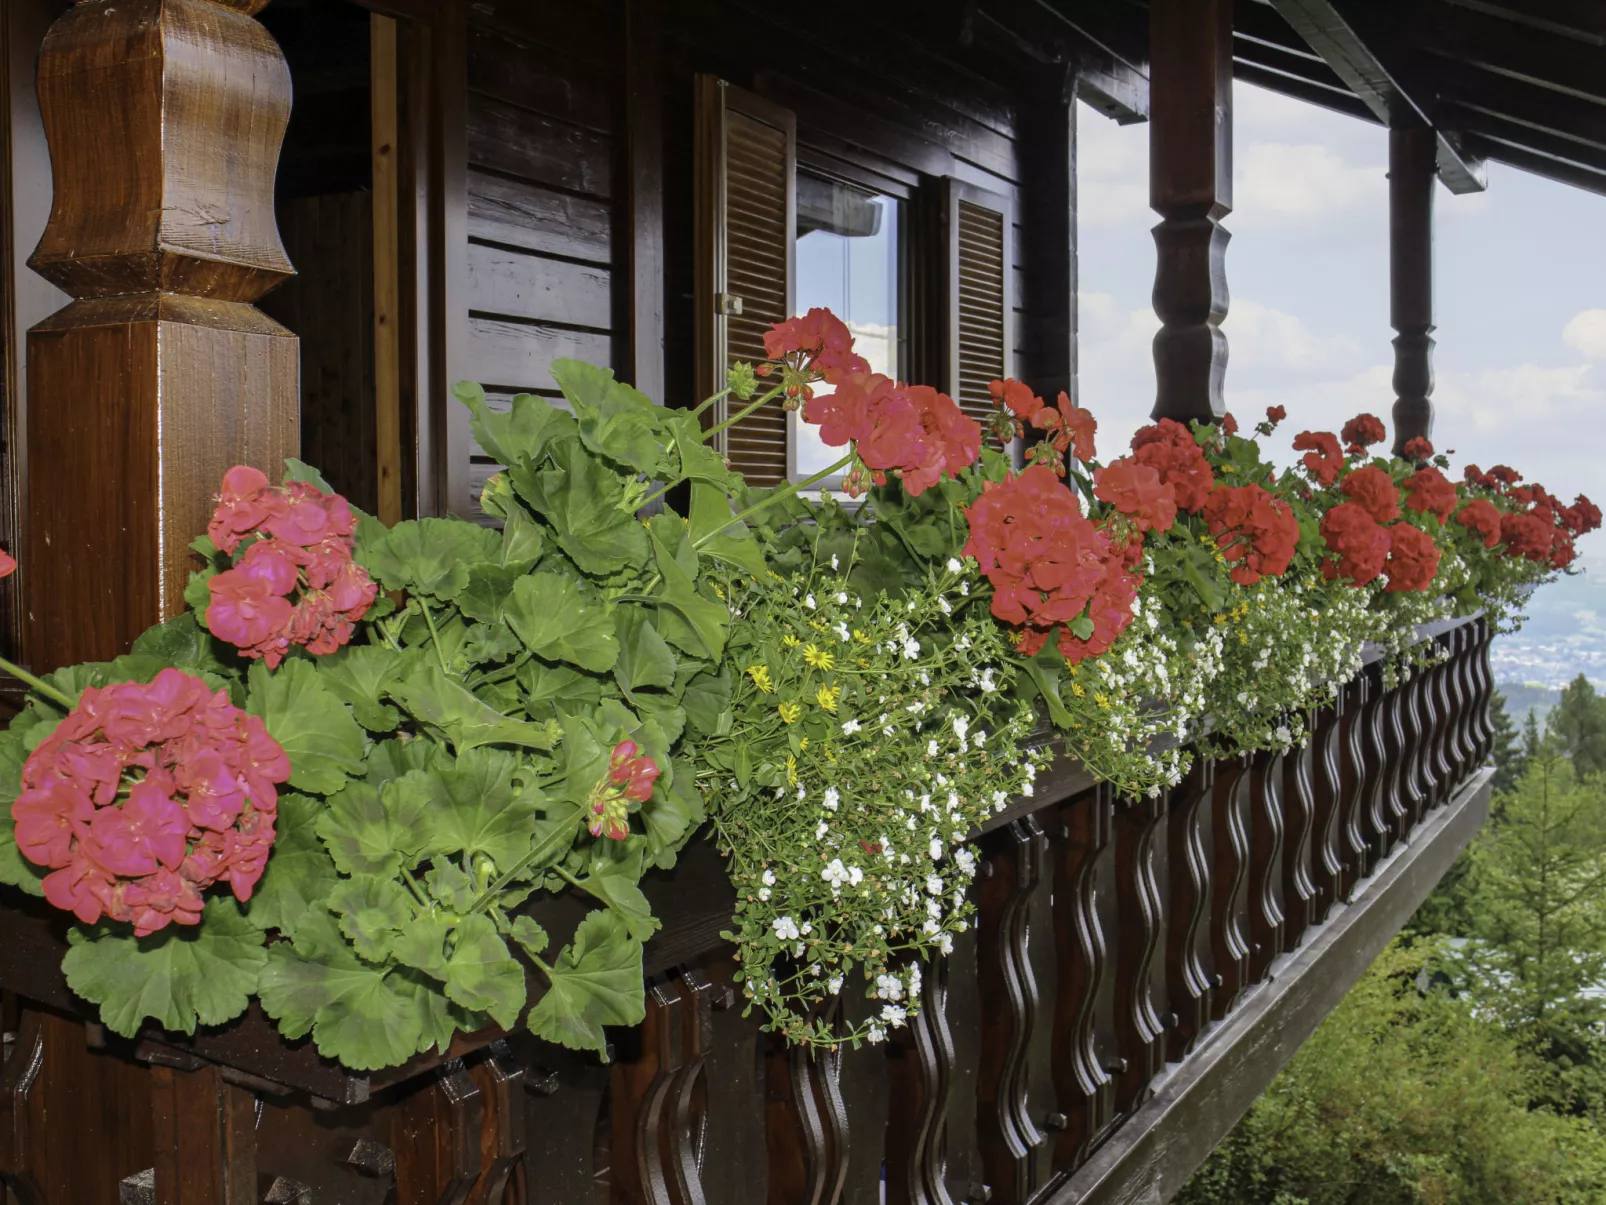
(1389, 125, 1436, 456)
(1149, 0, 1232, 423)
(24, 0, 298, 668)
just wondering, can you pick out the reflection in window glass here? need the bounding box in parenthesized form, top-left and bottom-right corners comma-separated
(791, 175, 901, 480)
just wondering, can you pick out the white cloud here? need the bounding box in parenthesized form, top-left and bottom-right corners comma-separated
(1563, 309, 1606, 360)
(1228, 300, 1365, 376)
(1235, 142, 1384, 221)
(1075, 109, 1149, 230)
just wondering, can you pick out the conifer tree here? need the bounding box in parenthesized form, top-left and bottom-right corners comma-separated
(1550, 673, 1606, 779)
(1489, 689, 1523, 794)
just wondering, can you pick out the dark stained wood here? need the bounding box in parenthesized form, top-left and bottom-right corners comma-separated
(148, 1064, 256, 1204)
(372, 12, 405, 526)
(625, 0, 667, 403)
(885, 961, 957, 1205)
(1280, 737, 1318, 950)
(463, 1044, 526, 1205)
(1389, 125, 1436, 456)
(1208, 757, 1252, 1017)
(1309, 696, 1347, 921)
(1246, 748, 1287, 983)
(24, 0, 299, 667)
(1148, 0, 1232, 424)
(764, 1014, 847, 1205)
(1111, 794, 1167, 1116)
(390, 1059, 484, 1205)
(1164, 762, 1215, 1060)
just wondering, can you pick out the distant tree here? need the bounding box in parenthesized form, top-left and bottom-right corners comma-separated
(1550, 674, 1606, 780)
(1489, 689, 1524, 794)
(1177, 939, 1606, 1205)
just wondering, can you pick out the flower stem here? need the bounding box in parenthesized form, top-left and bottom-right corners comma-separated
(417, 597, 450, 675)
(689, 387, 731, 420)
(0, 655, 75, 710)
(692, 454, 853, 549)
(467, 812, 584, 914)
(701, 384, 787, 445)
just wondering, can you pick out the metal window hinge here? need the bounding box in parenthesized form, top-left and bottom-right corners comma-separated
(716, 293, 744, 316)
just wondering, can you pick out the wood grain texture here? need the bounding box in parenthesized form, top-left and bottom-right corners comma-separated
(1164, 761, 1215, 1060)
(1111, 793, 1167, 1116)
(390, 1059, 484, 1205)
(1246, 747, 1286, 984)
(148, 1064, 256, 1204)
(1281, 733, 1319, 949)
(885, 959, 957, 1205)
(1209, 757, 1252, 1018)
(1309, 697, 1346, 923)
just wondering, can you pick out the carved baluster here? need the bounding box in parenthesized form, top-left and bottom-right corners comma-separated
(1246, 746, 1286, 983)
(1429, 636, 1458, 805)
(26, 0, 299, 667)
(1051, 790, 1115, 1168)
(1281, 732, 1318, 950)
(1164, 760, 1215, 1059)
(614, 971, 717, 1205)
(0, 1010, 44, 1205)
(1308, 695, 1346, 923)
(507, 1040, 611, 1205)
(1210, 757, 1252, 1018)
(149, 1063, 258, 1204)
(1340, 673, 1375, 891)
(1361, 667, 1395, 865)
(1398, 666, 1426, 835)
(1386, 675, 1415, 846)
(976, 818, 1049, 1205)
(765, 1008, 850, 1205)
(1112, 792, 1167, 1115)
(392, 1059, 485, 1205)
(465, 1043, 527, 1205)
(1450, 625, 1477, 780)
(1474, 618, 1498, 761)
(886, 961, 956, 1205)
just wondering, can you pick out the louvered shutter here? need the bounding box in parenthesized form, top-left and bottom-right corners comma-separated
(943, 179, 1014, 424)
(694, 77, 796, 486)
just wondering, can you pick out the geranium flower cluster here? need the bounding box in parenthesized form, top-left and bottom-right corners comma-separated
(985, 378, 1097, 475)
(10, 668, 289, 936)
(708, 561, 1045, 1047)
(963, 463, 1141, 664)
(205, 466, 378, 666)
(803, 372, 982, 497)
(588, 740, 661, 841)
(1460, 462, 1601, 571)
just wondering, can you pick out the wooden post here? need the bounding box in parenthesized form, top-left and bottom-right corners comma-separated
(1149, 0, 1233, 424)
(1390, 125, 1436, 455)
(24, 0, 298, 669)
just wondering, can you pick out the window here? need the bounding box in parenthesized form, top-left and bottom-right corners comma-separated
(790, 174, 904, 482)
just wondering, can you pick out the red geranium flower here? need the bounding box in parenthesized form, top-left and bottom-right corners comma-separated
(1320, 501, 1391, 586)
(1031, 391, 1098, 465)
(1131, 419, 1215, 512)
(1293, 431, 1343, 486)
(1222, 412, 1239, 437)
(806, 371, 980, 497)
(1401, 466, 1458, 523)
(761, 308, 869, 401)
(1456, 498, 1503, 548)
(1340, 465, 1402, 525)
(1382, 523, 1441, 594)
(1265, 405, 1287, 428)
(1093, 458, 1177, 533)
(1567, 495, 1603, 535)
(1501, 511, 1553, 562)
(1488, 465, 1522, 487)
(1402, 436, 1434, 460)
(1341, 413, 1387, 453)
(12, 668, 288, 936)
(1201, 483, 1300, 586)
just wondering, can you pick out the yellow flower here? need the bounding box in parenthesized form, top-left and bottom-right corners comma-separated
(746, 664, 774, 693)
(782, 634, 800, 648)
(799, 737, 809, 751)
(712, 582, 726, 600)
(1238, 631, 1249, 646)
(816, 685, 841, 713)
(786, 755, 798, 785)
(802, 644, 835, 671)
(1213, 613, 1227, 625)
(1094, 693, 1111, 709)
(778, 701, 802, 724)
(853, 629, 873, 644)
(1070, 682, 1086, 698)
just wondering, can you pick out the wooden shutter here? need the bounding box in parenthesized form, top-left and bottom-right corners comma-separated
(943, 179, 1013, 424)
(695, 77, 795, 486)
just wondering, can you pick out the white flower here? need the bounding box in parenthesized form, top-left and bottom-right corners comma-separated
(991, 790, 1009, 812)
(936, 933, 954, 955)
(926, 874, 944, 895)
(927, 739, 939, 756)
(830, 554, 839, 570)
(805, 593, 817, 609)
(867, 1023, 887, 1044)
(835, 621, 851, 641)
(954, 848, 977, 876)
(757, 887, 771, 901)
(848, 864, 864, 886)
(938, 597, 952, 615)
(875, 973, 904, 1001)
(835, 591, 848, 604)
(822, 859, 850, 889)
(815, 820, 829, 840)
(841, 718, 862, 735)
(902, 638, 921, 659)
(930, 837, 944, 860)
(952, 714, 969, 743)
(906, 964, 922, 995)
(922, 918, 940, 935)
(762, 868, 776, 887)
(773, 916, 801, 941)
(822, 786, 840, 812)
(926, 898, 943, 919)
(796, 783, 807, 800)
(881, 1004, 908, 1027)
(947, 557, 962, 573)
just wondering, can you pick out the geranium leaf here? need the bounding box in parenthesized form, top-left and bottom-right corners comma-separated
(328, 876, 416, 962)
(392, 967, 482, 1055)
(358, 517, 501, 600)
(130, 613, 233, 678)
(507, 915, 549, 958)
(501, 504, 547, 565)
(508, 439, 649, 576)
(518, 660, 606, 720)
(364, 737, 439, 784)
(257, 910, 425, 1071)
(281, 458, 336, 493)
(247, 659, 366, 795)
(391, 912, 454, 979)
(0, 719, 47, 897)
(633, 695, 686, 747)
(392, 748, 544, 870)
(577, 845, 660, 942)
(560, 714, 610, 808)
(550, 359, 666, 476)
(317, 644, 403, 733)
(425, 863, 476, 913)
(62, 899, 267, 1039)
(679, 668, 732, 737)
(463, 621, 523, 667)
(641, 759, 706, 870)
(455, 381, 577, 467)
(316, 779, 431, 878)
(526, 910, 645, 1056)
(505, 573, 620, 674)
(648, 526, 729, 662)
(458, 563, 533, 624)
(442, 914, 526, 1028)
(246, 793, 339, 937)
(388, 661, 560, 754)
(613, 606, 677, 692)
(664, 413, 738, 487)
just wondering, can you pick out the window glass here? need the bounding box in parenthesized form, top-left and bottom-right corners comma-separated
(791, 174, 902, 480)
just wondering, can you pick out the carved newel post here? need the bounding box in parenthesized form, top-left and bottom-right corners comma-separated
(1389, 126, 1436, 455)
(25, 0, 298, 669)
(1149, 0, 1233, 423)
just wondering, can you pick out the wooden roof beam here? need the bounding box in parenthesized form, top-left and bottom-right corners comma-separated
(1264, 0, 1489, 193)
(981, 0, 1151, 124)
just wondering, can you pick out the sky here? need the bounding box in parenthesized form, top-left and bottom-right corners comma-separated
(1075, 80, 1606, 571)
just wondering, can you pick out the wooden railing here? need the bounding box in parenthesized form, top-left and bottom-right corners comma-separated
(0, 617, 1499, 1205)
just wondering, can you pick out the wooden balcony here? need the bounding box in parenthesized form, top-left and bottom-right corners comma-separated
(0, 615, 1496, 1204)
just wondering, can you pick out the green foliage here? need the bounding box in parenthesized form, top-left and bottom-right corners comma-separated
(1551, 674, 1606, 781)
(1179, 940, 1606, 1205)
(1489, 689, 1526, 794)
